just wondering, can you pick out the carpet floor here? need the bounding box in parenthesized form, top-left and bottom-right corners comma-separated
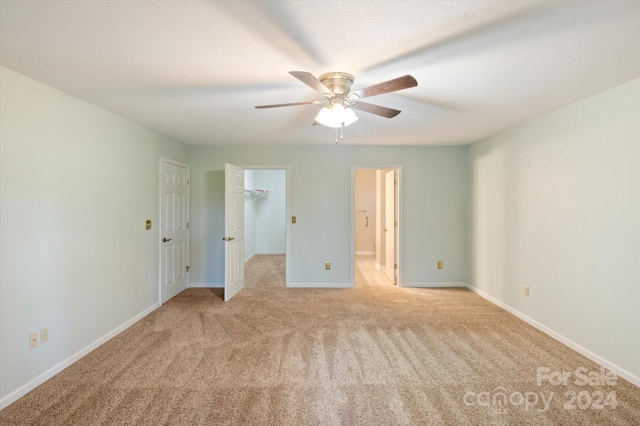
(1, 258, 639, 425)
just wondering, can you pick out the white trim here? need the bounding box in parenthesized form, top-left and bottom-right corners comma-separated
(0, 303, 160, 410)
(465, 284, 640, 388)
(404, 282, 468, 288)
(159, 157, 190, 168)
(374, 262, 385, 270)
(355, 251, 374, 256)
(288, 282, 352, 288)
(244, 253, 256, 263)
(255, 251, 286, 255)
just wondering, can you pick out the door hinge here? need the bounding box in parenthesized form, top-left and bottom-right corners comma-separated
(394, 263, 398, 270)
(187, 222, 190, 229)
(394, 220, 398, 227)
(186, 266, 190, 272)
(187, 178, 190, 185)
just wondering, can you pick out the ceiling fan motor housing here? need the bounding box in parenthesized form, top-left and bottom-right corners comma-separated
(319, 72, 354, 97)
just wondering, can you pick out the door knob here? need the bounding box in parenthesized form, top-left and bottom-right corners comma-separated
(162, 237, 172, 242)
(222, 237, 236, 241)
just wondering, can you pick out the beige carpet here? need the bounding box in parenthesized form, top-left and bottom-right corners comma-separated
(245, 254, 286, 287)
(2, 266, 639, 425)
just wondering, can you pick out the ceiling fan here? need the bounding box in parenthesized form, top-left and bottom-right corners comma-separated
(255, 71, 418, 130)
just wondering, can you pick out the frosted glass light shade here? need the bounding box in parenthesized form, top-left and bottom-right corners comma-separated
(315, 104, 358, 128)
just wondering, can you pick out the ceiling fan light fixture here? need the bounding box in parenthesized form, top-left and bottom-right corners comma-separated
(315, 103, 359, 128)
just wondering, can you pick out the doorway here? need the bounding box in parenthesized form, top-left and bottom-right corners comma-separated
(243, 167, 288, 287)
(353, 167, 400, 287)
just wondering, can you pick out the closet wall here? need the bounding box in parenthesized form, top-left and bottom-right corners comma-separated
(244, 169, 286, 261)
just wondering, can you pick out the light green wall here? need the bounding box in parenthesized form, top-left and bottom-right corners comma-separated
(469, 77, 640, 380)
(0, 66, 188, 403)
(188, 145, 470, 287)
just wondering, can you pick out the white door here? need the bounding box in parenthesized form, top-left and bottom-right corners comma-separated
(385, 170, 396, 285)
(224, 163, 245, 301)
(161, 160, 189, 303)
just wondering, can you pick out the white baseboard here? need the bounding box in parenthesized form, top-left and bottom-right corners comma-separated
(355, 251, 374, 256)
(374, 262, 385, 270)
(465, 284, 640, 389)
(287, 282, 352, 288)
(0, 302, 161, 410)
(189, 282, 223, 288)
(402, 282, 467, 288)
(244, 253, 255, 263)
(255, 251, 285, 255)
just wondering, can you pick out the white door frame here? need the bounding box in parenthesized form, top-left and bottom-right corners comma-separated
(351, 165, 402, 287)
(159, 157, 190, 303)
(240, 165, 290, 287)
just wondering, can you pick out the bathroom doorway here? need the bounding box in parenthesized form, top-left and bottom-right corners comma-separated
(353, 167, 400, 287)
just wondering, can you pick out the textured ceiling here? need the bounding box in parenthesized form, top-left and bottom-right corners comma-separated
(1, 0, 639, 146)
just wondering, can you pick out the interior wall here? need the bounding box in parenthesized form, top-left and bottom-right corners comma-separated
(469, 77, 640, 381)
(354, 170, 376, 255)
(189, 145, 469, 288)
(244, 169, 286, 261)
(375, 170, 389, 268)
(243, 170, 257, 260)
(0, 66, 189, 404)
(253, 170, 286, 255)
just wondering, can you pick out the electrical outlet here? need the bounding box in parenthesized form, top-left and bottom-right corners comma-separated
(325, 262, 331, 270)
(524, 285, 529, 296)
(40, 327, 49, 343)
(29, 332, 38, 349)
(437, 260, 443, 269)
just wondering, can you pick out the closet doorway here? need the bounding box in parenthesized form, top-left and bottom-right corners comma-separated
(243, 166, 289, 287)
(353, 167, 400, 287)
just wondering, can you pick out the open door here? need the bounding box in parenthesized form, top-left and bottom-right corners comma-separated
(224, 163, 245, 301)
(385, 170, 396, 285)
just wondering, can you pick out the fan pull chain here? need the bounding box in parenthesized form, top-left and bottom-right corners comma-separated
(334, 124, 346, 144)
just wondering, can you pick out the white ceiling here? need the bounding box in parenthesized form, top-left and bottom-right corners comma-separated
(1, 1, 639, 146)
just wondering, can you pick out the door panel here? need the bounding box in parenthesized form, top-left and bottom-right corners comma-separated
(161, 161, 189, 303)
(224, 163, 245, 301)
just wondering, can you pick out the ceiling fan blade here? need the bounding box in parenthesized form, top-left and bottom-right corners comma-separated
(255, 101, 317, 109)
(353, 101, 401, 118)
(289, 71, 333, 95)
(350, 75, 417, 99)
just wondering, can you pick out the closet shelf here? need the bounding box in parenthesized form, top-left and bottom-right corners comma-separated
(244, 189, 269, 201)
